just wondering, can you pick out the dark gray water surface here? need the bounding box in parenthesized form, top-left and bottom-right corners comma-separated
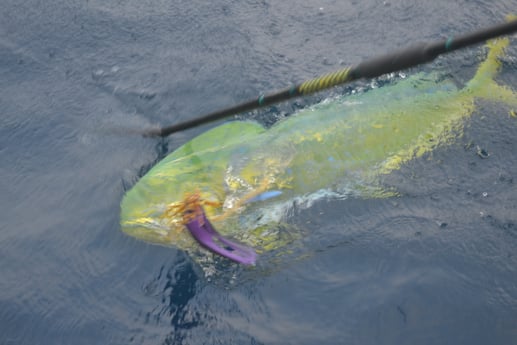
(1, 1, 517, 344)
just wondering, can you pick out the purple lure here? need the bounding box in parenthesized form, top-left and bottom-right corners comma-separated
(185, 209, 257, 265)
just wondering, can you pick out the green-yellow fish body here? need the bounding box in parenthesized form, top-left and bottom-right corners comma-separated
(120, 38, 516, 257)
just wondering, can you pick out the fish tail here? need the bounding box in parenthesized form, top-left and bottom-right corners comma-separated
(464, 18, 517, 108)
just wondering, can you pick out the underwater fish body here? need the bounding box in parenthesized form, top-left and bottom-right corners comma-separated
(120, 38, 517, 259)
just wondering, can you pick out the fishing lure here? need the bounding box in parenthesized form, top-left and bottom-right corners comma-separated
(120, 38, 517, 264)
(162, 191, 257, 264)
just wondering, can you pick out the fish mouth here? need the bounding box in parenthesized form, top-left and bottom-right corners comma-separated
(122, 184, 290, 264)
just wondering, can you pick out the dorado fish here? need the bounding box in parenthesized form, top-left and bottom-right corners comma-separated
(120, 38, 516, 264)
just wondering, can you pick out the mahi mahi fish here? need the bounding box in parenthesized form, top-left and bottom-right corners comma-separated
(120, 38, 517, 263)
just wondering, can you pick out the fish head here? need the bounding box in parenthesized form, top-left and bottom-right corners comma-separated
(120, 121, 268, 252)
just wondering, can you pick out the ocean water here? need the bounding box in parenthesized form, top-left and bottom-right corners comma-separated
(1, 0, 517, 344)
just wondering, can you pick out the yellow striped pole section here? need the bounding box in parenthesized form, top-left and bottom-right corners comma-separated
(298, 67, 352, 95)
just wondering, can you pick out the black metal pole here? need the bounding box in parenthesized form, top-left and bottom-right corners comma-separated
(148, 19, 517, 138)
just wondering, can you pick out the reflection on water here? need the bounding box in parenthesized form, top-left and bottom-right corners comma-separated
(139, 258, 199, 344)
